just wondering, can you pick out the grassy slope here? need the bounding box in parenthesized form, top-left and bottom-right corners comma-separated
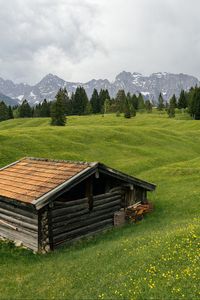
(0, 114, 199, 300)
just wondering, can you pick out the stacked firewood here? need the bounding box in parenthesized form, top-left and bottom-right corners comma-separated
(125, 201, 153, 223)
(40, 210, 50, 253)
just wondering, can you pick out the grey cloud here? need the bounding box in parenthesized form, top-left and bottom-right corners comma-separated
(0, 0, 102, 82)
(0, 0, 200, 83)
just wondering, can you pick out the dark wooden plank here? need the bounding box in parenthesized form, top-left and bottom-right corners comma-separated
(52, 208, 89, 223)
(93, 195, 121, 207)
(0, 226, 38, 251)
(0, 200, 37, 218)
(52, 212, 114, 235)
(92, 199, 121, 212)
(53, 219, 113, 244)
(52, 205, 120, 226)
(0, 213, 38, 231)
(52, 203, 89, 218)
(93, 191, 121, 201)
(54, 224, 112, 248)
(0, 207, 38, 225)
(54, 197, 88, 208)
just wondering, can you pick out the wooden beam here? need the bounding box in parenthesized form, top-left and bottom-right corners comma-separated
(53, 219, 113, 244)
(52, 212, 114, 236)
(54, 225, 112, 248)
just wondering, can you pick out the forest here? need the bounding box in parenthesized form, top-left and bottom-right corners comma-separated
(1, 85, 200, 125)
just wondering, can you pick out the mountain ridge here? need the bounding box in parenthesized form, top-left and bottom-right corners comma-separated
(0, 71, 199, 106)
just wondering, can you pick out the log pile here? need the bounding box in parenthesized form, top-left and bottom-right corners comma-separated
(40, 210, 50, 253)
(51, 191, 122, 248)
(125, 201, 153, 223)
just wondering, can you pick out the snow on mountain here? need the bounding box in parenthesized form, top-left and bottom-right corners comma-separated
(0, 71, 199, 106)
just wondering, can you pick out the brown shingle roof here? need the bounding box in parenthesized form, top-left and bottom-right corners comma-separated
(0, 158, 92, 204)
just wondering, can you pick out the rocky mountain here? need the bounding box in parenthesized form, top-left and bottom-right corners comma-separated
(0, 72, 199, 106)
(0, 92, 18, 106)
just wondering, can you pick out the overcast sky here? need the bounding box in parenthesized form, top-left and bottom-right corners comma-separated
(0, 0, 200, 84)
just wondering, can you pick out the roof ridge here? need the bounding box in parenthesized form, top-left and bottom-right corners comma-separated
(24, 157, 98, 166)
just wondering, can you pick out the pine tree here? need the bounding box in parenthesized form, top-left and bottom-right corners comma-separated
(145, 100, 152, 113)
(104, 98, 111, 114)
(19, 100, 32, 117)
(167, 98, 176, 118)
(124, 97, 131, 118)
(0, 101, 9, 121)
(99, 89, 110, 110)
(8, 106, 14, 119)
(41, 99, 51, 117)
(85, 102, 92, 115)
(50, 93, 66, 126)
(115, 90, 126, 113)
(178, 90, 187, 109)
(137, 93, 145, 111)
(62, 88, 72, 115)
(188, 87, 196, 118)
(170, 94, 177, 108)
(130, 104, 136, 117)
(73, 87, 89, 115)
(192, 87, 200, 120)
(157, 93, 164, 111)
(90, 89, 100, 113)
(132, 94, 138, 110)
(33, 103, 42, 117)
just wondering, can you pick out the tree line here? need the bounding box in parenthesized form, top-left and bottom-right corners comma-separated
(1, 85, 200, 124)
(0, 87, 150, 125)
(156, 86, 200, 119)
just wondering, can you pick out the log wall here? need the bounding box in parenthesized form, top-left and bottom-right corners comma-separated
(0, 199, 38, 252)
(51, 190, 122, 248)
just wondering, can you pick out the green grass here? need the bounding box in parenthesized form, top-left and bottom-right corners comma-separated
(0, 113, 199, 300)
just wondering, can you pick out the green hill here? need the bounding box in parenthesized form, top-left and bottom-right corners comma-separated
(0, 114, 199, 300)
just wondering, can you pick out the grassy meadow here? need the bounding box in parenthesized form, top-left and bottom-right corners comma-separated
(0, 113, 199, 299)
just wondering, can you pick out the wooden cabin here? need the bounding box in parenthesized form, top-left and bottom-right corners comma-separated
(0, 158, 156, 252)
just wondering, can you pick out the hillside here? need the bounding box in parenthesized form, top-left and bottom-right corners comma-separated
(0, 114, 199, 300)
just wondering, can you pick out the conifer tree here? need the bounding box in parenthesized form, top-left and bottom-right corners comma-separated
(0, 101, 9, 121)
(73, 87, 89, 115)
(8, 106, 14, 119)
(62, 88, 73, 115)
(19, 100, 32, 117)
(85, 102, 92, 115)
(170, 94, 177, 108)
(191, 87, 200, 120)
(40, 99, 51, 117)
(132, 94, 138, 110)
(90, 89, 100, 113)
(124, 97, 132, 118)
(167, 98, 176, 118)
(157, 93, 165, 111)
(51, 92, 66, 126)
(99, 89, 110, 110)
(130, 104, 136, 117)
(115, 90, 126, 113)
(178, 90, 187, 109)
(137, 93, 145, 111)
(104, 98, 111, 114)
(126, 92, 132, 102)
(145, 100, 152, 113)
(33, 103, 42, 117)
(194, 90, 200, 120)
(188, 87, 196, 118)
